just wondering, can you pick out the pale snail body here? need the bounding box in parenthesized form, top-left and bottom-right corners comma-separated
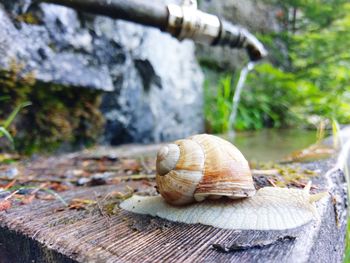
(156, 134, 256, 205)
(120, 134, 328, 230)
(120, 185, 325, 230)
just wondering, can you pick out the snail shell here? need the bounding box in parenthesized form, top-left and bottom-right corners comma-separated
(156, 134, 256, 205)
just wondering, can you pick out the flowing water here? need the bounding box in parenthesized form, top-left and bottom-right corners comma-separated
(223, 62, 322, 162)
(228, 61, 256, 138)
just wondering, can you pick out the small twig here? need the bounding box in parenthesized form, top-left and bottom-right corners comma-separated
(139, 156, 152, 174)
(41, 189, 68, 207)
(4, 190, 19, 200)
(94, 191, 109, 219)
(84, 167, 122, 173)
(119, 174, 156, 180)
(251, 169, 279, 176)
(32, 183, 48, 195)
(4, 179, 17, 190)
(32, 229, 42, 239)
(267, 178, 277, 187)
(290, 180, 319, 190)
(0, 176, 73, 183)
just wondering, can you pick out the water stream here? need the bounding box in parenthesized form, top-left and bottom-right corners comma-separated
(225, 62, 319, 162)
(228, 61, 256, 138)
(221, 62, 342, 163)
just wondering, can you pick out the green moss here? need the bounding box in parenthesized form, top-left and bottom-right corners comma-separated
(252, 161, 317, 188)
(15, 12, 41, 25)
(0, 60, 105, 154)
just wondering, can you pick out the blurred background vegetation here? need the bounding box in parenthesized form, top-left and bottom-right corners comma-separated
(204, 0, 350, 134)
(1, 0, 349, 153)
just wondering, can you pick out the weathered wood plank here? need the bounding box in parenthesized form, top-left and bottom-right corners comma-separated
(0, 133, 348, 263)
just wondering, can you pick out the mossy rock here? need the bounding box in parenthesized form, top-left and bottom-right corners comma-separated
(0, 60, 105, 154)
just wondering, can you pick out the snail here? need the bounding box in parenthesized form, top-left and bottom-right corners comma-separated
(155, 134, 256, 205)
(120, 134, 328, 230)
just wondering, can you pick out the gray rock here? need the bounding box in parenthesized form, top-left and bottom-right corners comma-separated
(98, 19, 204, 144)
(200, 0, 280, 33)
(0, 0, 204, 145)
(0, 3, 114, 91)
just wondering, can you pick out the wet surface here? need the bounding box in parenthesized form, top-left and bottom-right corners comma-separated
(225, 128, 324, 162)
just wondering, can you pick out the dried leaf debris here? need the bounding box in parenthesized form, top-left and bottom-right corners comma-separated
(0, 154, 156, 212)
(0, 150, 322, 213)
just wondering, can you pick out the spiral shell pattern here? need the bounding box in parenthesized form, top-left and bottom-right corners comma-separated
(156, 134, 256, 205)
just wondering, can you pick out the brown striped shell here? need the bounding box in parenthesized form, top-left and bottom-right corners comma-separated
(156, 134, 256, 205)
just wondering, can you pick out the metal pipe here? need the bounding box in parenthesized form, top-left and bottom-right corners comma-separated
(41, 0, 169, 30)
(39, 0, 267, 60)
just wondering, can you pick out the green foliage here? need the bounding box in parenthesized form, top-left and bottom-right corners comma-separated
(204, 0, 350, 133)
(205, 64, 301, 132)
(0, 127, 13, 145)
(0, 101, 31, 145)
(204, 75, 232, 133)
(2, 101, 31, 129)
(264, 0, 350, 123)
(236, 63, 301, 130)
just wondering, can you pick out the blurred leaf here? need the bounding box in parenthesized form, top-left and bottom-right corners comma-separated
(2, 101, 31, 129)
(0, 127, 14, 144)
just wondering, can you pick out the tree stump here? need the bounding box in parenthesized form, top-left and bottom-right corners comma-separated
(0, 130, 348, 263)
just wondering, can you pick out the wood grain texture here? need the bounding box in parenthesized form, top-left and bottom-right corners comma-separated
(0, 151, 347, 263)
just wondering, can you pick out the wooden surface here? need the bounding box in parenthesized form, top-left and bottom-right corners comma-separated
(0, 143, 348, 263)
